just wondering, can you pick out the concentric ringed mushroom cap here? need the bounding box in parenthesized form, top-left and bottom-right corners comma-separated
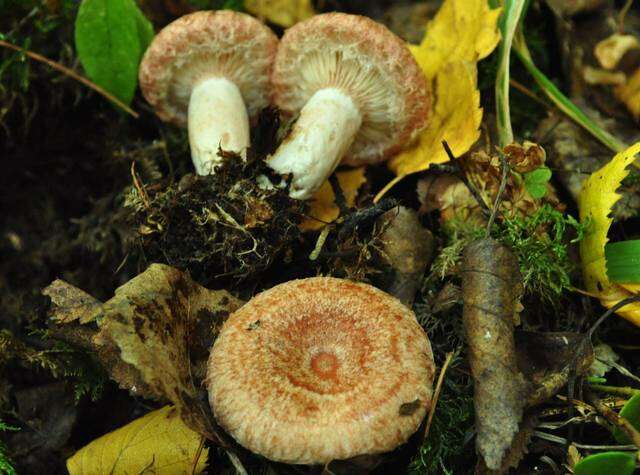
(271, 13, 430, 165)
(207, 277, 435, 464)
(139, 10, 278, 126)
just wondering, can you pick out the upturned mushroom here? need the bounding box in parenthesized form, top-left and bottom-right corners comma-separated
(139, 11, 278, 175)
(267, 13, 430, 199)
(207, 277, 435, 464)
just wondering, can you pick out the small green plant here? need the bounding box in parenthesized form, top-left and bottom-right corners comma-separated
(0, 420, 19, 475)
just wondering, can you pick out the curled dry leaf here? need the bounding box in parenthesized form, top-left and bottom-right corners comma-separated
(67, 405, 207, 475)
(47, 264, 243, 441)
(461, 238, 528, 471)
(92, 263, 243, 440)
(244, 0, 314, 28)
(594, 34, 640, 71)
(374, 205, 434, 306)
(579, 142, 640, 326)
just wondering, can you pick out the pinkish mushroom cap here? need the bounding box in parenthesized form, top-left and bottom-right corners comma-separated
(139, 10, 278, 126)
(271, 13, 430, 165)
(207, 277, 435, 464)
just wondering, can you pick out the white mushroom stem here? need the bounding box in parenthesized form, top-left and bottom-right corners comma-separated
(188, 77, 250, 175)
(268, 88, 362, 200)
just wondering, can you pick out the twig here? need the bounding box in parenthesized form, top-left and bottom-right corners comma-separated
(337, 198, 398, 241)
(589, 384, 640, 398)
(0, 39, 138, 118)
(586, 390, 640, 451)
(421, 351, 455, 444)
(533, 430, 637, 450)
(329, 174, 349, 216)
(442, 141, 492, 218)
(131, 161, 151, 210)
(486, 151, 509, 236)
(588, 296, 640, 340)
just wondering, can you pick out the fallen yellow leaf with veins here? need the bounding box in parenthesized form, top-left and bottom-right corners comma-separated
(378, 0, 501, 199)
(244, 0, 314, 27)
(300, 167, 367, 231)
(579, 142, 640, 326)
(414, 0, 501, 81)
(388, 61, 482, 178)
(67, 405, 207, 475)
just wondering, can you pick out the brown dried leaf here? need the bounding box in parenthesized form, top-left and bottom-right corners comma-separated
(44, 280, 101, 324)
(462, 239, 528, 470)
(93, 263, 243, 440)
(475, 413, 538, 475)
(515, 331, 593, 407)
(375, 206, 434, 306)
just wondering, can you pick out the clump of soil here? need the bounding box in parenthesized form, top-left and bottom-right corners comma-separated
(129, 108, 306, 284)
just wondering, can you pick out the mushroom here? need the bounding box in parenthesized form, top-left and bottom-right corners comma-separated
(267, 13, 430, 199)
(207, 277, 435, 464)
(139, 11, 278, 175)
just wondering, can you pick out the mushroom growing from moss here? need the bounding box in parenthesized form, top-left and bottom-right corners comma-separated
(139, 11, 278, 175)
(207, 277, 435, 464)
(268, 13, 430, 199)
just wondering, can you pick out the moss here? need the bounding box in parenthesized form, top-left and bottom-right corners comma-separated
(429, 205, 585, 303)
(0, 419, 19, 475)
(409, 353, 474, 475)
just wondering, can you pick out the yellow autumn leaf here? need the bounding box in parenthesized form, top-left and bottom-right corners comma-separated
(300, 167, 367, 231)
(388, 60, 482, 178)
(415, 0, 502, 81)
(378, 0, 501, 199)
(244, 0, 314, 27)
(616, 67, 640, 120)
(578, 142, 640, 326)
(67, 405, 208, 475)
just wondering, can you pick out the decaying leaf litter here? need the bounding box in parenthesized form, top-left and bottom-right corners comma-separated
(3, 0, 640, 474)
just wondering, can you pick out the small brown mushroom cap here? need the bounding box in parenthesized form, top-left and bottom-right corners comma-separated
(207, 277, 435, 464)
(139, 11, 278, 126)
(271, 13, 430, 166)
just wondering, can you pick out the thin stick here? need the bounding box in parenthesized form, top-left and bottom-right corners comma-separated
(0, 39, 138, 118)
(510, 78, 551, 109)
(441, 141, 492, 217)
(421, 351, 455, 444)
(586, 390, 640, 451)
(588, 296, 640, 340)
(486, 151, 509, 236)
(589, 384, 640, 398)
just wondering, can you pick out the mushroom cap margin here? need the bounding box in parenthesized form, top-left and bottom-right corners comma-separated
(271, 13, 430, 165)
(207, 276, 436, 464)
(139, 10, 278, 127)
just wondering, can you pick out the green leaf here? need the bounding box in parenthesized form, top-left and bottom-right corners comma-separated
(133, 2, 154, 52)
(524, 166, 551, 198)
(575, 452, 635, 475)
(75, 0, 153, 105)
(606, 240, 640, 284)
(613, 392, 640, 444)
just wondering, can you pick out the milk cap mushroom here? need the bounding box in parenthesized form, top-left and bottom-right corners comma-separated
(139, 11, 278, 175)
(268, 13, 430, 199)
(207, 277, 435, 464)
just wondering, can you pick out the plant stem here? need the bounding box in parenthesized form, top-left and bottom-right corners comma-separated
(512, 31, 627, 154)
(590, 384, 640, 398)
